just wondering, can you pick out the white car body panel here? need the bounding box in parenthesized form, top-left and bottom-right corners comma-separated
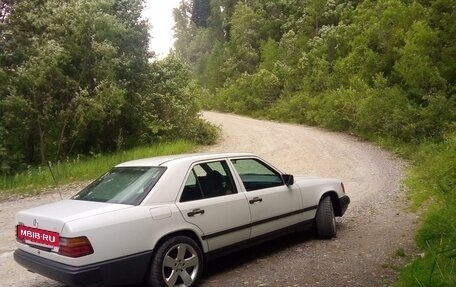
(246, 185, 304, 238)
(16, 200, 131, 234)
(177, 193, 251, 250)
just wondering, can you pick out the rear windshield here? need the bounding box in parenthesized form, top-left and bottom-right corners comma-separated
(73, 167, 165, 205)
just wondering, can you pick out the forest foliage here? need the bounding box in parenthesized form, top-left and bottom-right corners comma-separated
(174, 0, 455, 143)
(0, 0, 216, 175)
(173, 0, 455, 286)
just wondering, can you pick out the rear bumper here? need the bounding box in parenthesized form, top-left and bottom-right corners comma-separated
(14, 249, 152, 287)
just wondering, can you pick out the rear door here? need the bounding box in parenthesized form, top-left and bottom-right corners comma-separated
(230, 158, 304, 239)
(176, 160, 251, 251)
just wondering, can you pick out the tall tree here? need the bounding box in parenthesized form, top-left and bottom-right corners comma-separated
(227, 2, 262, 74)
(173, 1, 194, 62)
(191, 0, 211, 27)
(207, 0, 225, 41)
(219, 0, 237, 39)
(307, 0, 327, 35)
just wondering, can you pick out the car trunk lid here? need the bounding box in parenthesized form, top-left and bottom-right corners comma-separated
(16, 199, 131, 234)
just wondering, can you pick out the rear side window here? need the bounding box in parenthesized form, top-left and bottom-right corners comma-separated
(180, 160, 237, 202)
(231, 158, 284, 191)
(73, 167, 165, 205)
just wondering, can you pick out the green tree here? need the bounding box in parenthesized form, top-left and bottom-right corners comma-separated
(259, 38, 279, 72)
(394, 21, 445, 103)
(192, 0, 211, 27)
(219, 0, 237, 39)
(430, 0, 456, 89)
(335, 0, 425, 84)
(207, 0, 225, 41)
(173, 0, 194, 62)
(307, 0, 327, 35)
(203, 43, 230, 90)
(0, 0, 209, 174)
(227, 2, 262, 74)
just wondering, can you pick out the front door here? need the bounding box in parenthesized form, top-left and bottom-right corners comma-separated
(230, 158, 304, 238)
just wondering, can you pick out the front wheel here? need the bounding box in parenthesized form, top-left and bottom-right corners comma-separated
(315, 195, 337, 239)
(148, 236, 203, 287)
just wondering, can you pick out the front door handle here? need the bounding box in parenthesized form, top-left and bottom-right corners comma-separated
(187, 208, 205, 217)
(249, 197, 263, 204)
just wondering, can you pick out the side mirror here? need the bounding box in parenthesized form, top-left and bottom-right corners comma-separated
(282, 174, 294, 186)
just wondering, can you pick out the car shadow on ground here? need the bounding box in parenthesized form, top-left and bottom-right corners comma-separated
(131, 221, 350, 287)
(201, 229, 317, 282)
(135, 224, 348, 287)
(130, 230, 317, 287)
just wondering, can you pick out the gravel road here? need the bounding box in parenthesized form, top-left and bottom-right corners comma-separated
(0, 111, 418, 287)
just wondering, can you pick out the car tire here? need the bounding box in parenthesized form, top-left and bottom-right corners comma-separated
(315, 195, 337, 239)
(148, 236, 203, 287)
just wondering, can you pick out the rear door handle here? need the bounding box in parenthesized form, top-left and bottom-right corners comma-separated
(187, 209, 205, 217)
(249, 197, 263, 204)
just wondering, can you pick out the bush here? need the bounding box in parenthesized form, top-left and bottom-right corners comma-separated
(183, 118, 219, 145)
(306, 87, 359, 131)
(213, 70, 282, 116)
(268, 92, 311, 124)
(355, 84, 419, 141)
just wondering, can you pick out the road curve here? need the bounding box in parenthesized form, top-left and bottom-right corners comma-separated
(199, 111, 417, 287)
(0, 111, 417, 287)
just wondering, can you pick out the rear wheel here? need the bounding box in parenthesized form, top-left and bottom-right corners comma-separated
(315, 195, 337, 239)
(148, 236, 203, 287)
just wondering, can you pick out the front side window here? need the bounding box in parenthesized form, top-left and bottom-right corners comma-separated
(231, 158, 284, 191)
(180, 160, 237, 202)
(73, 167, 165, 205)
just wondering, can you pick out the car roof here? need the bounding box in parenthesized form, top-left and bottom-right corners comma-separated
(115, 152, 256, 167)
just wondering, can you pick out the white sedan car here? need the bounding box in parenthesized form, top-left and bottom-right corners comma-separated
(14, 153, 349, 287)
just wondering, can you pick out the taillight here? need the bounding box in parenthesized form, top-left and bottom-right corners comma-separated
(16, 223, 25, 244)
(58, 236, 93, 258)
(341, 182, 346, 193)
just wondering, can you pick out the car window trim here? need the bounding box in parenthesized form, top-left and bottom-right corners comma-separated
(229, 157, 286, 192)
(179, 159, 238, 202)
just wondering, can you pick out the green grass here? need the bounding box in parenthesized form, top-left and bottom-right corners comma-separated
(0, 140, 197, 196)
(394, 134, 456, 287)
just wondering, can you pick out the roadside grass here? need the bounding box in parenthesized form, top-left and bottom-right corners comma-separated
(0, 140, 196, 196)
(394, 134, 456, 287)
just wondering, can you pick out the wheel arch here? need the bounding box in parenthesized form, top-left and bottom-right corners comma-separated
(154, 229, 205, 255)
(147, 229, 205, 287)
(320, 191, 343, 216)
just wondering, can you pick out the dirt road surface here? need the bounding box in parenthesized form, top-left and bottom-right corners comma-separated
(0, 111, 418, 287)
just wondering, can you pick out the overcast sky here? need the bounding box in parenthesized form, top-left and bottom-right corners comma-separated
(142, 0, 181, 59)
